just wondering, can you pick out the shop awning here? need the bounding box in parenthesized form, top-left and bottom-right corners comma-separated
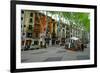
(70, 37, 79, 40)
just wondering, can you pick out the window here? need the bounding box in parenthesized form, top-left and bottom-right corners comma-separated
(71, 35, 72, 37)
(27, 33, 32, 38)
(62, 24, 65, 27)
(63, 29, 64, 31)
(29, 25, 32, 30)
(29, 18, 32, 23)
(34, 41, 39, 45)
(30, 12, 33, 17)
(21, 17, 23, 20)
(21, 10, 24, 14)
(24, 25, 26, 27)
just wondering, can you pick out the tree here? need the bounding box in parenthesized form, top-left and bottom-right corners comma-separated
(62, 12, 90, 32)
(47, 11, 90, 32)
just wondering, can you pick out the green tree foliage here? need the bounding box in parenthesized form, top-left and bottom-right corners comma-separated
(62, 12, 90, 32)
(48, 11, 90, 32)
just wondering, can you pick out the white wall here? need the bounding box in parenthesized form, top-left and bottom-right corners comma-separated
(0, 0, 99, 73)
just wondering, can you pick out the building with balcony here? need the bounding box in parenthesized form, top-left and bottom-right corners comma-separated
(21, 10, 89, 50)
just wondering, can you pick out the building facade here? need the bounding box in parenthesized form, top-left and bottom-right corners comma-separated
(21, 10, 89, 50)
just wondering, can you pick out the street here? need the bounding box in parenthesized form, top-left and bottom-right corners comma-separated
(21, 44, 90, 63)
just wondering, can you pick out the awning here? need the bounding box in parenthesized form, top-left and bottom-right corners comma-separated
(70, 37, 79, 40)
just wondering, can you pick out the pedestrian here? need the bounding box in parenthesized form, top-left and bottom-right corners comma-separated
(81, 43, 84, 51)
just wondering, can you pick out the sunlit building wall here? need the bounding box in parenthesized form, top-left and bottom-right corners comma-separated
(21, 10, 35, 49)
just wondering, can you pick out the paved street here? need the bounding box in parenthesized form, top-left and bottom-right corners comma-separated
(21, 44, 90, 63)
